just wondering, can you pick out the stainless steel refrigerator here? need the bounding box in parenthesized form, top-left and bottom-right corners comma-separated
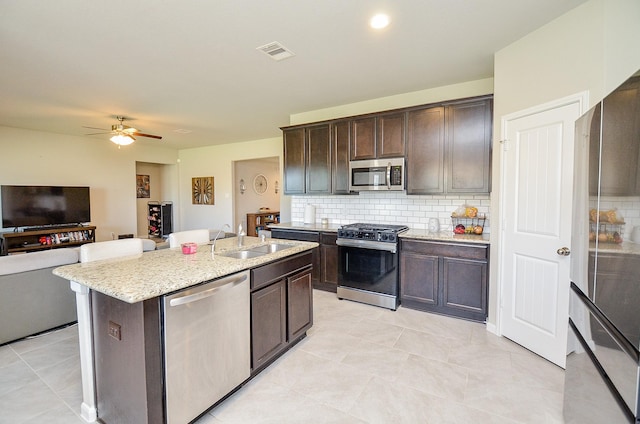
(564, 70, 640, 423)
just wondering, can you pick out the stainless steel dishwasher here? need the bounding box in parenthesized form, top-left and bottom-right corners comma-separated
(163, 270, 250, 424)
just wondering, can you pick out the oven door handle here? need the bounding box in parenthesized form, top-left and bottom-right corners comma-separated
(336, 238, 397, 253)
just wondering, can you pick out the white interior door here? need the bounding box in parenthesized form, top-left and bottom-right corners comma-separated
(500, 94, 585, 368)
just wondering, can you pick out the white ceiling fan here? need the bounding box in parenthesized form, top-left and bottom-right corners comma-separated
(84, 116, 163, 146)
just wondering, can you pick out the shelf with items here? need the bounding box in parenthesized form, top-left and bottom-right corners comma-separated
(148, 201, 173, 239)
(247, 211, 280, 237)
(1, 226, 96, 255)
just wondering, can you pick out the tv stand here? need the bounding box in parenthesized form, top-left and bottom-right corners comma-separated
(1, 225, 96, 255)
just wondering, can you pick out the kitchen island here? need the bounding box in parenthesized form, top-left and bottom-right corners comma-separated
(54, 236, 317, 424)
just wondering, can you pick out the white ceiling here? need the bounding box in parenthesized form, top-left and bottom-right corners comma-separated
(0, 0, 587, 150)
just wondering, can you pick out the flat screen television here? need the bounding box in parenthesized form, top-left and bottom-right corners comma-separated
(1, 185, 91, 229)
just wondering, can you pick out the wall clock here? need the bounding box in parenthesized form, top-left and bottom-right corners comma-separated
(253, 174, 268, 195)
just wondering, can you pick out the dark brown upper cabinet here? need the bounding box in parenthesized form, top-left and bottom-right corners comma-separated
(283, 95, 492, 196)
(406, 97, 492, 194)
(283, 128, 306, 194)
(332, 120, 351, 194)
(283, 123, 337, 195)
(445, 98, 493, 193)
(406, 106, 445, 194)
(305, 124, 332, 194)
(350, 112, 405, 160)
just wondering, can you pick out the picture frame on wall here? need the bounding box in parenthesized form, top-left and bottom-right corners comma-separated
(192, 176, 214, 205)
(136, 174, 150, 198)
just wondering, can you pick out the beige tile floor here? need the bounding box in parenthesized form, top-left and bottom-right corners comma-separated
(0, 290, 565, 423)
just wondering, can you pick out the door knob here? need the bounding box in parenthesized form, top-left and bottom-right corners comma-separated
(557, 247, 571, 256)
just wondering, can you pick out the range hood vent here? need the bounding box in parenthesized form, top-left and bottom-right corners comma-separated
(256, 41, 295, 61)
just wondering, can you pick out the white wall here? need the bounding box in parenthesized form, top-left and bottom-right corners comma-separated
(177, 137, 286, 232)
(490, 0, 640, 327)
(0, 126, 179, 241)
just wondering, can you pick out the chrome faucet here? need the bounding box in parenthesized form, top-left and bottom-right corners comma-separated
(237, 224, 245, 247)
(210, 224, 231, 257)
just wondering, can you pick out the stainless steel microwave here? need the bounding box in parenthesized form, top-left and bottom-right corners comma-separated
(349, 158, 405, 191)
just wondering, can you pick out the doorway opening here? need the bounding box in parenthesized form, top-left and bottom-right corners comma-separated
(135, 161, 177, 239)
(233, 157, 281, 235)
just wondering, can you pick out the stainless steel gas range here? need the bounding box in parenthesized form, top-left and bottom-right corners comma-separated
(336, 223, 409, 310)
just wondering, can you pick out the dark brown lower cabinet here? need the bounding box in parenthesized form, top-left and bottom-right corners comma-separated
(287, 270, 313, 341)
(250, 251, 313, 373)
(319, 232, 339, 292)
(251, 280, 287, 370)
(271, 228, 338, 293)
(400, 239, 488, 322)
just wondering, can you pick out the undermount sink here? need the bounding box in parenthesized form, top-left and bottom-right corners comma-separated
(218, 243, 292, 259)
(218, 250, 266, 260)
(248, 243, 293, 254)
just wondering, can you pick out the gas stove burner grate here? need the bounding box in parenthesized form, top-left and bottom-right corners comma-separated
(340, 223, 409, 233)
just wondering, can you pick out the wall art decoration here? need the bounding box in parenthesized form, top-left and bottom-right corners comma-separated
(192, 176, 214, 205)
(136, 174, 150, 198)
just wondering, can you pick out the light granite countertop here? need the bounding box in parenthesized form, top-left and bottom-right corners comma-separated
(401, 229, 490, 245)
(53, 236, 318, 304)
(271, 222, 490, 245)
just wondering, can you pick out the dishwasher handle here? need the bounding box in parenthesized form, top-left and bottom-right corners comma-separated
(169, 273, 248, 307)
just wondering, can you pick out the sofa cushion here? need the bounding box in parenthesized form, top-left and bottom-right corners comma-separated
(0, 248, 79, 276)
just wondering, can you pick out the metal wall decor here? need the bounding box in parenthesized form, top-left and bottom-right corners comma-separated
(192, 176, 214, 205)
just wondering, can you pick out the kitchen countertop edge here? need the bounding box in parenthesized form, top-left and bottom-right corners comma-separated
(53, 237, 318, 304)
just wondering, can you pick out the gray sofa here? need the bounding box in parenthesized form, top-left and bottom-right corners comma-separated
(0, 248, 79, 345)
(0, 238, 158, 345)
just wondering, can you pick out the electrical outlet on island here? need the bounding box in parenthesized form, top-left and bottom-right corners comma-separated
(108, 321, 121, 341)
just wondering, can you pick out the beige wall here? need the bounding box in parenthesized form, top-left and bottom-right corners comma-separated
(177, 137, 287, 232)
(0, 126, 179, 241)
(489, 0, 640, 328)
(290, 78, 494, 125)
(235, 158, 280, 232)
(136, 162, 176, 237)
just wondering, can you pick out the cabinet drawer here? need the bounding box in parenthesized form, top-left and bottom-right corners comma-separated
(401, 239, 487, 260)
(251, 251, 313, 290)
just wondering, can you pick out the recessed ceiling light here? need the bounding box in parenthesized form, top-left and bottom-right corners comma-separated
(370, 13, 390, 29)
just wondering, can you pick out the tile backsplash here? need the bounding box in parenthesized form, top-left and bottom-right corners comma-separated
(291, 192, 491, 233)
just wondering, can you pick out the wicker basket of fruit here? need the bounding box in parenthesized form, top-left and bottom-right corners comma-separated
(451, 205, 485, 235)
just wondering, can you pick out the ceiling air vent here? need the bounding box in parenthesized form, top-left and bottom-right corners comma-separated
(256, 41, 295, 61)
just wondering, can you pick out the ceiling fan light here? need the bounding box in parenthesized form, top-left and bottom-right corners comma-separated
(110, 134, 135, 146)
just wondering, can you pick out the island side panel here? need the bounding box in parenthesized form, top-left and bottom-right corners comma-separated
(91, 291, 163, 424)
